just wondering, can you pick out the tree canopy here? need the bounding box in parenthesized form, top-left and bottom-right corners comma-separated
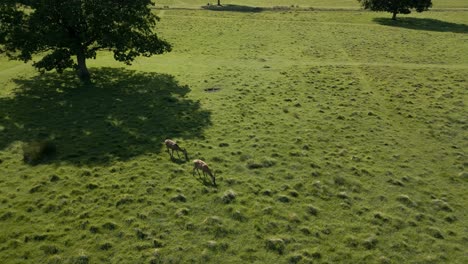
(0, 0, 171, 82)
(358, 0, 432, 20)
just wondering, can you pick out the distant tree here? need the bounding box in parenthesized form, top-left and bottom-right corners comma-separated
(0, 0, 171, 83)
(357, 0, 432, 20)
(218, 0, 222, 6)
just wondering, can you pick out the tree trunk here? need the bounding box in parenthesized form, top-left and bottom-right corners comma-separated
(76, 50, 90, 83)
(217, 0, 221, 6)
(392, 12, 397, 20)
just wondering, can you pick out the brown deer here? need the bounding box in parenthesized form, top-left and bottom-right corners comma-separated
(193, 159, 216, 187)
(164, 139, 188, 161)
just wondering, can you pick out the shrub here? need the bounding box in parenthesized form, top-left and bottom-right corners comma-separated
(22, 140, 56, 165)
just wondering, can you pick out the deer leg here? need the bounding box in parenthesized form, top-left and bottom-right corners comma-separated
(171, 149, 176, 159)
(207, 172, 216, 187)
(193, 168, 200, 180)
(203, 171, 211, 184)
(176, 150, 181, 159)
(211, 176, 216, 187)
(196, 168, 205, 182)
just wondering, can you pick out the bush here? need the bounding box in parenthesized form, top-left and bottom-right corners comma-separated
(23, 140, 56, 164)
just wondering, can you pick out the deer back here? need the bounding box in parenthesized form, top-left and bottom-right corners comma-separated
(193, 159, 207, 169)
(165, 139, 181, 150)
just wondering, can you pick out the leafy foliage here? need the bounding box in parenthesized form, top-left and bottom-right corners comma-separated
(0, 0, 171, 81)
(358, 0, 432, 19)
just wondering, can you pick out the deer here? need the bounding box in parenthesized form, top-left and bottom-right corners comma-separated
(193, 159, 216, 187)
(164, 139, 188, 161)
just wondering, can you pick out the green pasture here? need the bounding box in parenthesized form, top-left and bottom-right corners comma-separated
(154, 0, 468, 9)
(0, 3, 467, 264)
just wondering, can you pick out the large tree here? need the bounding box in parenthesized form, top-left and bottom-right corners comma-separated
(0, 0, 171, 82)
(358, 0, 432, 20)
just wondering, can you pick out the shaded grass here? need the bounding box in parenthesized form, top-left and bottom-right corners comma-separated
(374, 17, 468, 33)
(0, 68, 211, 165)
(202, 4, 264, 13)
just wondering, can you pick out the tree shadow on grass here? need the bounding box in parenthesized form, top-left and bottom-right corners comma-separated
(202, 4, 263, 13)
(0, 68, 211, 165)
(373, 17, 468, 34)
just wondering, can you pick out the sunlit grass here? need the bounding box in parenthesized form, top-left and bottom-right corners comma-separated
(154, 0, 468, 9)
(0, 6, 467, 264)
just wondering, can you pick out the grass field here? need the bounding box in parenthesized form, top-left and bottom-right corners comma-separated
(0, 2, 467, 264)
(154, 0, 468, 9)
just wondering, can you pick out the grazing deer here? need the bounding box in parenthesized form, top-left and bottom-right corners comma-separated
(193, 159, 216, 187)
(164, 139, 188, 161)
